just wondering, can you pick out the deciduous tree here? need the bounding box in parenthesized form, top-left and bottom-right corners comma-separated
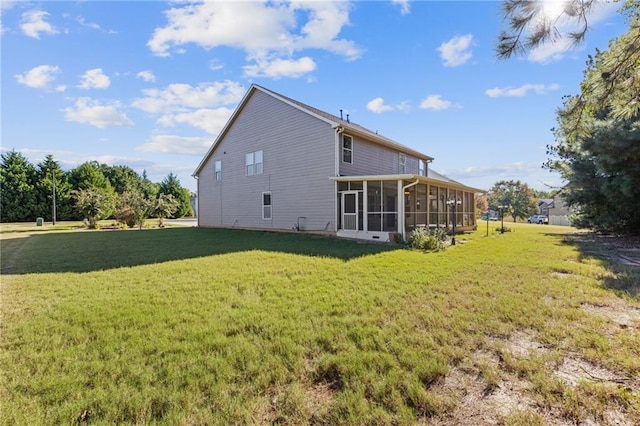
(488, 180, 538, 222)
(72, 188, 115, 229)
(153, 193, 179, 227)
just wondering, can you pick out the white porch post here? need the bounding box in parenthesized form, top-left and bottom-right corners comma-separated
(362, 180, 368, 232)
(398, 179, 404, 239)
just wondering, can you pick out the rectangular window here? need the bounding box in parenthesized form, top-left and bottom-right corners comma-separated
(399, 153, 406, 173)
(215, 160, 222, 181)
(246, 152, 254, 176)
(246, 150, 264, 176)
(255, 150, 263, 174)
(342, 134, 353, 164)
(262, 192, 272, 220)
(419, 159, 425, 176)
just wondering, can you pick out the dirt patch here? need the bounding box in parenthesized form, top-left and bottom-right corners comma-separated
(555, 357, 621, 387)
(428, 350, 537, 425)
(504, 329, 548, 358)
(581, 302, 640, 329)
(565, 233, 640, 268)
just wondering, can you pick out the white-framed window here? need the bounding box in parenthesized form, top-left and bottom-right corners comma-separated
(246, 150, 264, 176)
(215, 160, 222, 181)
(262, 191, 272, 220)
(419, 159, 425, 176)
(399, 152, 406, 173)
(255, 150, 263, 174)
(342, 134, 353, 164)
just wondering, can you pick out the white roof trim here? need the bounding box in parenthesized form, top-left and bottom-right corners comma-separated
(331, 174, 483, 192)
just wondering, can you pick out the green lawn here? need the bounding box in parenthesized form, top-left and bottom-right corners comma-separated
(1, 223, 638, 425)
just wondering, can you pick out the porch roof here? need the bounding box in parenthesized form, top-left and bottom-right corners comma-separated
(330, 174, 484, 193)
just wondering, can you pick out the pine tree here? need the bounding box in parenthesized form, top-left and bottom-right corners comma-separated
(0, 150, 38, 222)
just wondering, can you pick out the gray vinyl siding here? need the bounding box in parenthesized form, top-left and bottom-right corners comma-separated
(198, 89, 336, 232)
(340, 135, 423, 176)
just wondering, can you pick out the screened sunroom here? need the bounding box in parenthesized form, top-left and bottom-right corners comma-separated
(333, 175, 478, 242)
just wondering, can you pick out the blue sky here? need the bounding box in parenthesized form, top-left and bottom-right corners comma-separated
(1, 0, 627, 193)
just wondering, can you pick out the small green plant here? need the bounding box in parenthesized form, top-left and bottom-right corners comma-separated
(391, 232, 404, 244)
(408, 227, 448, 251)
(496, 226, 512, 233)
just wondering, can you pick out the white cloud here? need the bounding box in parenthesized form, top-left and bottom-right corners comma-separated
(392, 0, 410, 15)
(485, 83, 560, 98)
(136, 70, 157, 83)
(132, 80, 244, 114)
(76, 16, 100, 30)
(367, 97, 393, 113)
(15, 65, 61, 90)
(366, 97, 409, 114)
(20, 10, 58, 39)
(243, 56, 316, 79)
(438, 34, 473, 67)
(419, 94, 453, 111)
(63, 98, 134, 128)
(208, 59, 224, 71)
(136, 134, 212, 155)
(528, 38, 573, 63)
(147, 1, 361, 78)
(78, 68, 110, 90)
(157, 107, 234, 135)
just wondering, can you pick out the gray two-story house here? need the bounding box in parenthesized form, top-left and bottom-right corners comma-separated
(193, 84, 479, 241)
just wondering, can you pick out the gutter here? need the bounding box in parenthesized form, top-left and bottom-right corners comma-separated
(400, 178, 420, 240)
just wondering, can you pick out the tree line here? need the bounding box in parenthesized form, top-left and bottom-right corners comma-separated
(0, 150, 193, 228)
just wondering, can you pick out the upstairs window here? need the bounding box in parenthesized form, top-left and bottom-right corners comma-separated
(399, 153, 406, 173)
(342, 135, 353, 164)
(262, 192, 272, 220)
(246, 150, 263, 176)
(215, 160, 222, 181)
(255, 150, 263, 174)
(419, 159, 425, 176)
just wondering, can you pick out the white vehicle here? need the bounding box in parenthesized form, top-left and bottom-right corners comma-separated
(527, 215, 548, 224)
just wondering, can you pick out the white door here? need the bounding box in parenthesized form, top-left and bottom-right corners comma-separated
(341, 191, 358, 230)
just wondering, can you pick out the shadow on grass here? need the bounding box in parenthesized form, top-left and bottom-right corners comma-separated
(553, 232, 640, 298)
(1, 227, 397, 275)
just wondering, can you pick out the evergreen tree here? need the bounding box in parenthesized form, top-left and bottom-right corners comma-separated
(67, 161, 114, 192)
(546, 3, 640, 234)
(159, 173, 192, 218)
(0, 150, 37, 222)
(34, 155, 73, 221)
(101, 164, 146, 195)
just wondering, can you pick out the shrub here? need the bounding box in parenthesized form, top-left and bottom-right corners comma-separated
(390, 232, 404, 244)
(114, 206, 137, 228)
(496, 226, 512, 233)
(408, 227, 448, 251)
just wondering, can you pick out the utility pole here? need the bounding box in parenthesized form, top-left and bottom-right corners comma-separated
(52, 167, 57, 225)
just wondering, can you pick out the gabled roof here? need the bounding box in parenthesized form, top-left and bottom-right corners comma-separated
(193, 84, 434, 177)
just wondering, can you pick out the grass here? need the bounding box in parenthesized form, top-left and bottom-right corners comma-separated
(1, 222, 639, 424)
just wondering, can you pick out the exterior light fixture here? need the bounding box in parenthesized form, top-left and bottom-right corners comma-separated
(446, 197, 462, 245)
(497, 205, 507, 234)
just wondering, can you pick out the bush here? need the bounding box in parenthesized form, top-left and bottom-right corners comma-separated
(408, 227, 448, 251)
(114, 206, 137, 228)
(496, 226, 512, 233)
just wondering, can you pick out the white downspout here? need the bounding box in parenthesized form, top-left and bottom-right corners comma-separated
(333, 126, 344, 233)
(400, 178, 420, 240)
